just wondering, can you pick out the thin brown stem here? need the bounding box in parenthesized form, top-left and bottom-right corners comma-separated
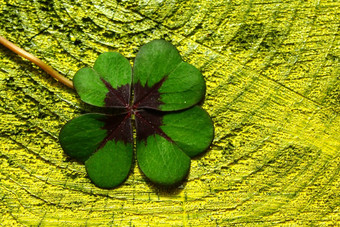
(0, 35, 74, 89)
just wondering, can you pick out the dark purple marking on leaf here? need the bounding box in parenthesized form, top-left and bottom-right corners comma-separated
(133, 77, 167, 109)
(135, 110, 173, 143)
(98, 113, 133, 149)
(101, 78, 130, 107)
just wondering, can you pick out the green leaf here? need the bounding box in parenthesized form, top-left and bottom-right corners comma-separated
(136, 134, 190, 186)
(161, 106, 214, 157)
(135, 106, 213, 185)
(85, 140, 133, 189)
(59, 114, 107, 162)
(133, 40, 205, 111)
(73, 52, 132, 107)
(133, 40, 182, 87)
(59, 113, 133, 188)
(158, 62, 205, 111)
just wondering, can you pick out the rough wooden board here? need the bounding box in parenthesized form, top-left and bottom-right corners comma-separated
(0, 0, 339, 226)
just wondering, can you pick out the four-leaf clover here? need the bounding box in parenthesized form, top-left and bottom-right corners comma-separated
(59, 40, 214, 188)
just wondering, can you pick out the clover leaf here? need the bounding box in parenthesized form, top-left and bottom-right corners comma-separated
(59, 40, 214, 188)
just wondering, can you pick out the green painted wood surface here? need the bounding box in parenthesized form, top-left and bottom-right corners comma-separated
(0, 0, 339, 226)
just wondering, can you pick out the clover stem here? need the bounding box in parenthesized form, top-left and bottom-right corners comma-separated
(0, 35, 74, 89)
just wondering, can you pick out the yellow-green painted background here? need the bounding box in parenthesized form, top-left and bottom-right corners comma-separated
(1, 0, 339, 226)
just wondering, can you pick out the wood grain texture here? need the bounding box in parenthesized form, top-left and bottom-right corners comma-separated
(0, 0, 339, 226)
